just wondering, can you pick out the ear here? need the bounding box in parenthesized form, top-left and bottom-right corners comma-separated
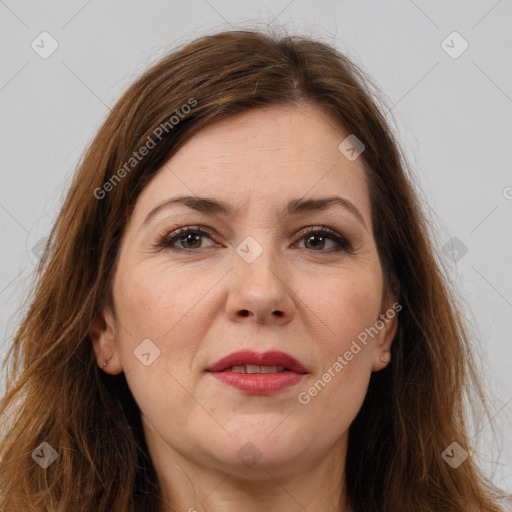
(371, 286, 400, 373)
(90, 307, 123, 375)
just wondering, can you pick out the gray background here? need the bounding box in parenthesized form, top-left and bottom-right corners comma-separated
(1, 0, 511, 493)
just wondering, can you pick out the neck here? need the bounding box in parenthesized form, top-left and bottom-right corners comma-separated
(145, 430, 352, 512)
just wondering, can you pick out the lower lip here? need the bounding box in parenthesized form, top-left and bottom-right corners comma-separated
(208, 371, 304, 394)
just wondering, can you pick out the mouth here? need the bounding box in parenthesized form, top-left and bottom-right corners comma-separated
(207, 350, 307, 373)
(221, 364, 288, 374)
(206, 350, 307, 395)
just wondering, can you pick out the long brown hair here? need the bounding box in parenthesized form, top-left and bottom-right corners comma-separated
(0, 29, 505, 511)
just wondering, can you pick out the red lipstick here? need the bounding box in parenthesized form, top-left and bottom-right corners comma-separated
(206, 350, 307, 395)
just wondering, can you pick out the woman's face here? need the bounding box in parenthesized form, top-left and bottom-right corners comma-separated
(93, 103, 397, 480)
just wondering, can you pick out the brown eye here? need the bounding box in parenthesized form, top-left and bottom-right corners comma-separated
(297, 228, 351, 253)
(158, 227, 217, 251)
(304, 234, 328, 250)
(179, 233, 203, 249)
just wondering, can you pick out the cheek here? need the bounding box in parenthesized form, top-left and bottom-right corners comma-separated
(294, 263, 382, 425)
(301, 261, 383, 352)
(112, 263, 213, 413)
(115, 261, 215, 347)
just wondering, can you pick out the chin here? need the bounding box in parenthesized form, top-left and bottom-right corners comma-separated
(213, 428, 310, 473)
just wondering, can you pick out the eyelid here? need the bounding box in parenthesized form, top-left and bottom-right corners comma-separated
(153, 224, 217, 251)
(154, 224, 352, 253)
(293, 225, 352, 253)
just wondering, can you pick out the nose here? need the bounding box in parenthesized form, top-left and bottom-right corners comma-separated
(225, 244, 295, 325)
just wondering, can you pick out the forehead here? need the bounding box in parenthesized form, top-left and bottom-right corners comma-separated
(131, 104, 371, 224)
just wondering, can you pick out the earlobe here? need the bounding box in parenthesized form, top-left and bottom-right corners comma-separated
(90, 308, 123, 374)
(371, 299, 400, 372)
(379, 351, 391, 364)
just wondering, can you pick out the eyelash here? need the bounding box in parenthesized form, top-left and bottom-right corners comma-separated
(154, 225, 352, 255)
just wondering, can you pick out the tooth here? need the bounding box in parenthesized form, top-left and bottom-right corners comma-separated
(227, 365, 286, 374)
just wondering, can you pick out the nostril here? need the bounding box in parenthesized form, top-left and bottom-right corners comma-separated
(272, 311, 284, 317)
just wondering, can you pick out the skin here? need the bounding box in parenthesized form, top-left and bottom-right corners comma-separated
(91, 103, 398, 512)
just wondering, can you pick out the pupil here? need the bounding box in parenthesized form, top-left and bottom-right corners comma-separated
(183, 234, 201, 248)
(179, 234, 327, 250)
(306, 235, 324, 250)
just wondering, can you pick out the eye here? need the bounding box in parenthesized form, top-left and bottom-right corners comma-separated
(156, 226, 217, 252)
(295, 227, 351, 253)
(155, 225, 352, 254)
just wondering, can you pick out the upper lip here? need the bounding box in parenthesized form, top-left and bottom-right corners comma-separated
(207, 350, 308, 373)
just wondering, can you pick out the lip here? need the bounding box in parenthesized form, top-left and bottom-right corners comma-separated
(206, 350, 307, 395)
(207, 350, 307, 373)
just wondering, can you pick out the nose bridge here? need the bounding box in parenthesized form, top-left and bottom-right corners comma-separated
(233, 228, 284, 281)
(233, 238, 273, 285)
(226, 229, 295, 322)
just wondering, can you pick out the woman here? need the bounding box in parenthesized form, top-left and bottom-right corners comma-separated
(0, 29, 508, 511)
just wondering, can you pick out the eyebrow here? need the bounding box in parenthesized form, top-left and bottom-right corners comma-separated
(141, 194, 367, 229)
